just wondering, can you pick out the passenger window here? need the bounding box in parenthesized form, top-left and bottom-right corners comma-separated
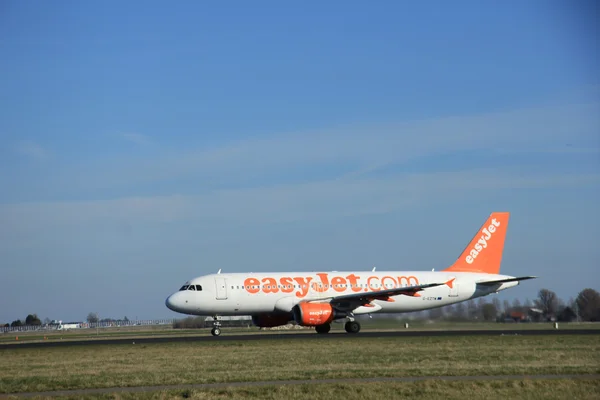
(196, 285, 202, 291)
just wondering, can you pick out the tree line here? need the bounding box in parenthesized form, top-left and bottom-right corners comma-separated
(2, 313, 132, 328)
(84, 312, 131, 324)
(3, 314, 42, 328)
(3, 288, 600, 328)
(418, 288, 600, 323)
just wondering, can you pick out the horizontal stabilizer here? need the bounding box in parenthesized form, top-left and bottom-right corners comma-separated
(476, 276, 537, 286)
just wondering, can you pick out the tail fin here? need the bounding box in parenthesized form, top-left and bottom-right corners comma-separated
(444, 212, 510, 274)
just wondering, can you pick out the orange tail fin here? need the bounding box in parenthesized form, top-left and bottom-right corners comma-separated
(444, 212, 510, 274)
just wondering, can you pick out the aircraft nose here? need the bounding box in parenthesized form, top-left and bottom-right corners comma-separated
(165, 294, 178, 312)
(166, 291, 191, 314)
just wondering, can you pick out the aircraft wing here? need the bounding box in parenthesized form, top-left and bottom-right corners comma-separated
(308, 282, 446, 309)
(476, 276, 537, 286)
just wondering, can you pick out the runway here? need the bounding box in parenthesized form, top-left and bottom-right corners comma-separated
(1, 328, 598, 349)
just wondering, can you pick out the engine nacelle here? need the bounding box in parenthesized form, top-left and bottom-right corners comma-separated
(292, 303, 344, 326)
(251, 313, 292, 328)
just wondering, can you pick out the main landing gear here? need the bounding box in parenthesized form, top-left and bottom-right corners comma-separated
(344, 320, 361, 334)
(211, 316, 222, 337)
(314, 320, 361, 334)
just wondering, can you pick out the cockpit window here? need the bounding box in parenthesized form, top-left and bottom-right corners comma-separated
(180, 284, 202, 291)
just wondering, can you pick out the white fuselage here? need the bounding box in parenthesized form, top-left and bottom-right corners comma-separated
(165, 270, 518, 317)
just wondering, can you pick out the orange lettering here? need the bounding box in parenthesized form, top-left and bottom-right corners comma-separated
(280, 277, 294, 293)
(311, 273, 330, 293)
(331, 276, 347, 292)
(346, 274, 361, 292)
(398, 275, 419, 287)
(367, 276, 380, 291)
(381, 276, 397, 289)
(294, 277, 313, 298)
(262, 277, 279, 293)
(243, 273, 415, 297)
(244, 278, 260, 294)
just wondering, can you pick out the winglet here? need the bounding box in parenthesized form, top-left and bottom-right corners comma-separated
(445, 278, 455, 289)
(444, 212, 510, 274)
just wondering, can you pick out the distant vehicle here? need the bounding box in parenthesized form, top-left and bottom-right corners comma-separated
(166, 212, 536, 336)
(57, 322, 80, 330)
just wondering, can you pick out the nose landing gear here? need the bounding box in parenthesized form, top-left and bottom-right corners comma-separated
(211, 316, 222, 336)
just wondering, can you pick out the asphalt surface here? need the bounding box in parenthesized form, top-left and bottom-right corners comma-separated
(1, 328, 598, 349)
(2, 374, 599, 398)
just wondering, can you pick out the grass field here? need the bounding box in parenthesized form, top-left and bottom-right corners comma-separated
(8, 380, 597, 400)
(2, 380, 600, 399)
(1, 334, 599, 398)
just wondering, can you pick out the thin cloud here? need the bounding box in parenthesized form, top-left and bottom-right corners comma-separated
(2, 168, 598, 238)
(5, 103, 600, 205)
(122, 132, 151, 145)
(494, 147, 600, 155)
(101, 101, 600, 187)
(4, 100, 600, 204)
(15, 140, 49, 160)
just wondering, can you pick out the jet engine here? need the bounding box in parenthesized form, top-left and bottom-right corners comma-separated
(292, 303, 344, 326)
(251, 313, 292, 328)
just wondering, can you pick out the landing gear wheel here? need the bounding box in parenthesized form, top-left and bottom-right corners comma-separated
(344, 321, 360, 334)
(211, 316, 222, 337)
(315, 323, 331, 334)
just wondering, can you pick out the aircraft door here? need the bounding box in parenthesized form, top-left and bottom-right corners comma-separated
(449, 283, 459, 297)
(215, 277, 228, 300)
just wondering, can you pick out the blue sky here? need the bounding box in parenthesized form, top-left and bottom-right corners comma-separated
(0, 1, 598, 323)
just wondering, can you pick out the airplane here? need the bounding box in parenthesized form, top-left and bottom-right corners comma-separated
(165, 212, 536, 336)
